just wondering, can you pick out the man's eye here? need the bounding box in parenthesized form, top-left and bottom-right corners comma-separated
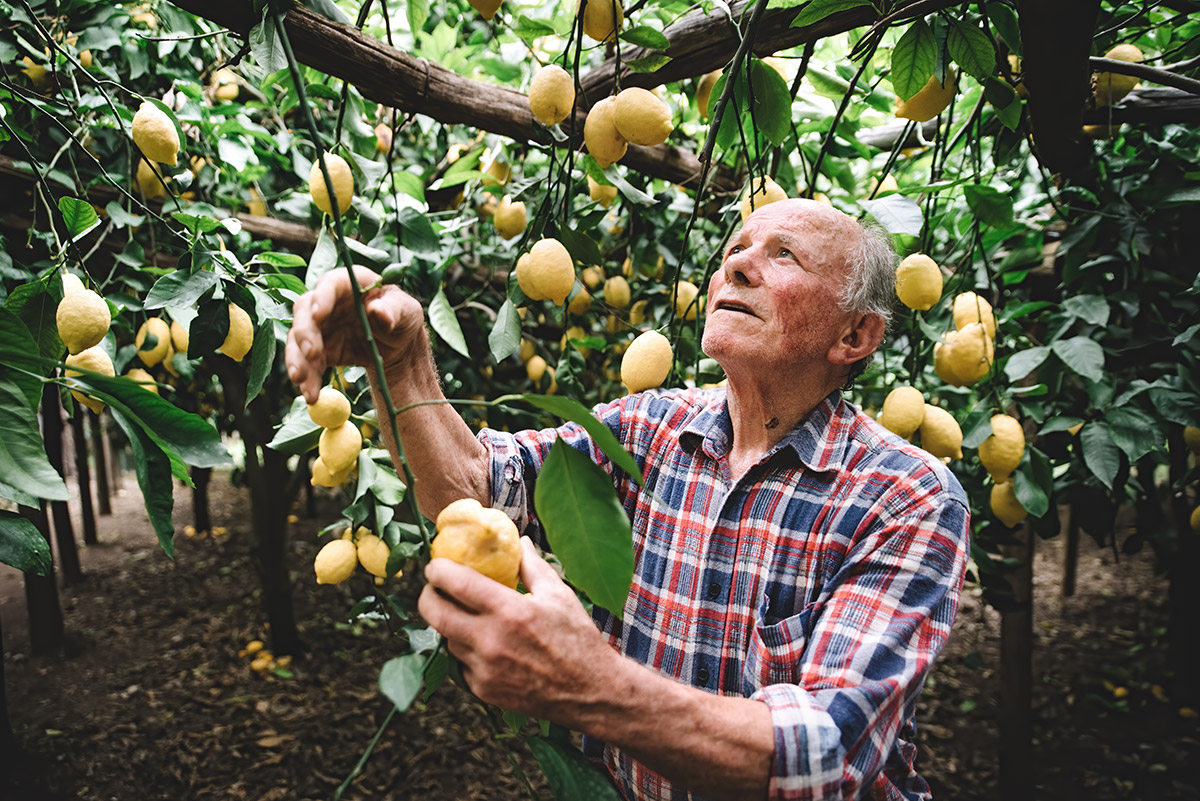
(779, 248, 794, 259)
(729, 246, 743, 255)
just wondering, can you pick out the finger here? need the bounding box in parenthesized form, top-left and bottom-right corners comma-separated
(516, 537, 563, 594)
(424, 557, 516, 613)
(417, 581, 479, 641)
(312, 265, 381, 323)
(284, 336, 320, 403)
(288, 321, 328, 399)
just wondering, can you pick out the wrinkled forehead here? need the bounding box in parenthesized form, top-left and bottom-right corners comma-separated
(730, 199, 861, 265)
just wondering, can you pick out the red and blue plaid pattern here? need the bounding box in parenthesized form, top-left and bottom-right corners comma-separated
(480, 389, 970, 800)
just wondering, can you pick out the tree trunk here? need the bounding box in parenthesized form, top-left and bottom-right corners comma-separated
(40, 385, 82, 585)
(89, 410, 112, 516)
(998, 526, 1035, 799)
(70, 410, 98, 545)
(302, 456, 316, 519)
(192, 466, 212, 534)
(19, 503, 64, 657)
(1165, 430, 1199, 709)
(1062, 502, 1079, 597)
(0, 612, 15, 761)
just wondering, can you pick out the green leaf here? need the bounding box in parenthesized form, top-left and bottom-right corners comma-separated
(428, 289, 470, 358)
(0, 511, 51, 575)
(558, 226, 603, 268)
(891, 19, 937, 101)
(397, 207, 440, 254)
(489, 300, 522, 363)
(517, 395, 643, 485)
(604, 168, 658, 207)
(246, 320, 277, 409)
(983, 76, 1021, 131)
(407, 0, 430, 36)
(1061, 295, 1110, 327)
(860, 194, 924, 236)
(525, 736, 623, 801)
(57, 197, 100, 242)
(252, 252, 308, 269)
(946, 19, 995, 82)
(1039, 416, 1084, 435)
(0, 307, 48, 410)
(172, 212, 225, 235)
(1013, 447, 1051, 518)
(379, 653, 426, 712)
(250, 14, 288, 74)
(620, 26, 670, 50)
(626, 55, 672, 73)
(749, 59, 792, 147)
(0, 377, 69, 501)
(534, 439, 634, 617)
(791, 0, 871, 27)
(514, 15, 560, 41)
(144, 269, 219, 310)
(1104, 408, 1162, 463)
(422, 646, 449, 701)
(105, 202, 144, 229)
(6, 281, 64, 364)
(963, 184, 1014, 228)
(1004, 345, 1050, 382)
(110, 406, 175, 558)
(989, 2, 1022, 56)
(1051, 337, 1105, 383)
(1080, 423, 1122, 490)
(961, 409, 994, 449)
(269, 397, 323, 454)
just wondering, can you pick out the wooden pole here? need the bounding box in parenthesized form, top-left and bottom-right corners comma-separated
(69, 409, 98, 545)
(40, 385, 82, 585)
(1062, 502, 1079, 596)
(89, 410, 112, 516)
(19, 503, 64, 657)
(998, 525, 1035, 798)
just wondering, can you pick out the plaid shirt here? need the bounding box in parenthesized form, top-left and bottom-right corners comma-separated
(480, 388, 969, 801)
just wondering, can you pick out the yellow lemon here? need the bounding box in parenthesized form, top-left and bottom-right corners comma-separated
(319, 420, 362, 475)
(526, 354, 548, 383)
(584, 97, 628, 169)
(604, 275, 631, 309)
(65, 345, 115, 415)
(246, 186, 268, 217)
(516, 238, 575, 304)
(612, 87, 674, 147)
(136, 317, 171, 367)
(588, 176, 618, 208)
(56, 289, 111, 355)
(60, 272, 86, 296)
(581, 265, 605, 289)
(519, 339, 536, 363)
(991, 479, 1028, 527)
(308, 386, 352, 429)
(494, 195, 527, 240)
(1190, 505, 1200, 532)
(934, 323, 993, 387)
(375, 122, 393, 154)
(867, 174, 899, 197)
(562, 325, 591, 358)
(1095, 44, 1143, 107)
(952, 291, 996, 340)
(314, 538, 358, 585)
(211, 67, 239, 101)
(579, 0, 622, 42)
(308, 152, 354, 216)
(132, 101, 179, 166)
(1184, 425, 1200, 455)
(895, 253, 942, 311)
(568, 286, 592, 316)
(979, 414, 1025, 482)
(919, 404, 963, 461)
(675, 280, 700, 321)
(469, 0, 503, 19)
(21, 56, 51, 92)
(356, 533, 400, 578)
(696, 70, 721, 121)
(125, 367, 158, 395)
(170, 319, 189, 355)
(877, 386, 925, 438)
(896, 68, 957, 122)
(310, 456, 354, 487)
(219, 303, 254, 362)
(621, 330, 672, 393)
(432, 498, 522, 588)
(135, 158, 166, 200)
(740, 175, 788, 221)
(481, 148, 511, 187)
(529, 64, 575, 127)
(629, 298, 650, 327)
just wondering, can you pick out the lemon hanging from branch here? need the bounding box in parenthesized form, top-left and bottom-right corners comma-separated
(219, 303, 254, 362)
(56, 289, 110, 355)
(135, 317, 171, 367)
(877, 386, 925, 438)
(895, 254, 942, 311)
(584, 97, 628, 169)
(308, 151, 354, 216)
(65, 345, 115, 415)
(132, 101, 179, 166)
(516, 238, 575, 305)
(621, 330, 673, 393)
(612, 87, 674, 147)
(529, 64, 575, 127)
(579, 0, 623, 42)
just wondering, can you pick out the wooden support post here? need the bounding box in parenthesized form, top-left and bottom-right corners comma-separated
(40, 386, 82, 585)
(19, 503, 64, 657)
(998, 525, 1035, 798)
(70, 410, 98, 545)
(89, 410, 112, 516)
(1062, 503, 1079, 596)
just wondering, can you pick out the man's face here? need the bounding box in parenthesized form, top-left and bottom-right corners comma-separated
(701, 199, 861, 376)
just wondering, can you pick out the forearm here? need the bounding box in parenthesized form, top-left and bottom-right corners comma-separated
(367, 327, 490, 519)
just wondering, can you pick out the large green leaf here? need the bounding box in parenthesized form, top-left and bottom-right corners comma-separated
(0, 511, 51, 575)
(245, 320, 278, 409)
(749, 59, 792, 147)
(0, 307, 48, 410)
(489, 299, 522, 363)
(1104, 408, 1162, 463)
(57, 196, 100, 242)
(110, 407, 176, 558)
(1051, 337, 1105, 384)
(1013, 447, 1051, 518)
(268, 397, 323, 454)
(144, 269, 219, 309)
(0, 377, 69, 501)
(397, 207, 440, 254)
(620, 25, 669, 49)
(964, 184, 1014, 228)
(518, 394, 643, 485)
(379, 653, 426, 712)
(525, 736, 622, 801)
(946, 19, 995, 82)
(789, 0, 871, 27)
(1080, 423, 1122, 490)
(891, 19, 937, 101)
(5, 281, 63, 363)
(1004, 345, 1050, 382)
(1061, 295, 1110, 327)
(429, 288, 470, 358)
(860, 194, 924, 236)
(534, 439, 634, 618)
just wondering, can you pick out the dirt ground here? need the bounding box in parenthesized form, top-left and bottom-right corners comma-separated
(1, 469, 1197, 801)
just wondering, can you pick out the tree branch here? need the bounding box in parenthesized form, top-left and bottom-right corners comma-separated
(1089, 56, 1200, 96)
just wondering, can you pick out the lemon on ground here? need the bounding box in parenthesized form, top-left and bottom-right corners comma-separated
(170, 319, 189, 355)
(621, 330, 672, 393)
(584, 97, 628, 168)
(952, 291, 996, 339)
(612, 87, 674, 147)
(494, 195, 527, 240)
(588, 176, 618, 208)
(604, 275, 631, 309)
(895, 69, 957, 122)
(61, 272, 85, 296)
(56, 289, 111, 355)
(356, 534, 400, 578)
(675, 280, 700, 320)
(877, 386, 925, 438)
(579, 0, 622, 42)
(895, 253, 942, 311)
(468, 0, 503, 19)
(432, 498, 522, 588)
(314, 538, 358, 585)
(136, 317, 171, 367)
(516, 238, 575, 305)
(309, 152, 354, 216)
(1095, 44, 1143, 107)
(132, 102, 179, 166)
(581, 265, 605, 289)
(125, 367, 158, 395)
(526, 354, 548, 383)
(740, 176, 787, 221)
(568, 286, 592, 316)
(308, 386, 352, 429)
(934, 322, 993, 387)
(992, 479, 1028, 527)
(979, 414, 1025, 482)
(920, 404, 963, 461)
(1184, 425, 1200, 455)
(65, 345, 115, 414)
(319, 420, 362, 475)
(136, 158, 166, 200)
(697, 70, 721, 120)
(529, 64, 575, 127)
(245, 640, 264, 654)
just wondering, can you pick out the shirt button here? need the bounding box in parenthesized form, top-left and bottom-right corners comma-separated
(697, 667, 710, 685)
(706, 582, 721, 600)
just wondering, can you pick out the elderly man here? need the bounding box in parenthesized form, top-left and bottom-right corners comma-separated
(287, 199, 970, 800)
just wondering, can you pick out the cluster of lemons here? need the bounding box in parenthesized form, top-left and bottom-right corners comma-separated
(237, 638, 292, 675)
(313, 525, 401, 585)
(307, 386, 362, 487)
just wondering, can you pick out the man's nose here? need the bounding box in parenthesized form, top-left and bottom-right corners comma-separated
(722, 247, 758, 285)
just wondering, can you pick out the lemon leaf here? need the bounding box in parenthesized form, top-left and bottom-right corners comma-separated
(0, 511, 51, 575)
(749, 58, 791, 147)
(517, 394, 643, 485)
(144, 269, 218, 309)
(1080, 423, 1122, 490)
(790, 0, 870, 28)
(891, 18, 937, 101)
(620, 26, 669, 50)
(379, 653, 425, 712)
(525, 735, 623, 801)
(1013, 447, 1051, 518)
(57, 196, 99, 242)
(0, 377, 69, 501)
(109, 406, 176, 558)
(429, 288, 470, 358)
(488, 299, 522, 362)
(946, 19, 995, 83)
(1051, 336, 1105, 383)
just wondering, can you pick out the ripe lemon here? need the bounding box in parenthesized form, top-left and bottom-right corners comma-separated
(675, 280, 700, 321)
(896, 69, 957, 122)
(604, 275, 631, 309)
(740, 176, 787, 221)
(356, 533, 400, 578)
(432, 498, 521, 588)
(584, 97, 628, 169)
(516, 238, 575, 305)
(135, 158, 166, 200)
(170, 319, 189, 355)
(568, 286, 592, 316)
(1184, 425, 1200, 455)
(696, 70, 721, 121)
(1191, 505, 1200, 532)
(481, 148, 511, 187)
(319, 420, 362, 475)
(979, 414, 1025, 482)
(56, 289, 111, 355)
(247, 186, 268, 217)
(579, 0, 622, 42)
(562, 325, 592, 358)
(219, 303, 254, 362)
(519, 339, 536, 363)
(375, 122, 393, 154)
(588, 176, 618, 208)
(529, 64, 575, 127)
(132, 101, 179, 166)
(21, 57, 51, 92)
(136, 317, 171, 367)
(61, 272, 85, 296)
(314, 538, 358, 585)
(895, 253, 942, 311)
(125, 367, 158, 395)
(1095, 44, 1143, 107)
(308, 152, 354, 216)
(934, 323, 993, 387)
(581, 265, 605, 289)
(212, 67, 239, 102)
(526, 354, 548, 383)
(308, 386, 352, 429)
(877, 386, 925, 438)
(868, 174, 899, 196)
(612, 87, 674, 147)
(991, 479, 1028, 527)
(919, 403, 963, 461)
(952, 291, 996, 340)
(468, 0, 503, 19)
(310, 456, 353, 487)
(621, 330, 672, 393)
(629, 298, 650, 327)
(65, 345, 115, 415)
(494, 195, 527, 240)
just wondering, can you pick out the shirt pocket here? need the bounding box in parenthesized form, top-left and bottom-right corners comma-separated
(741, 600, 818, 692)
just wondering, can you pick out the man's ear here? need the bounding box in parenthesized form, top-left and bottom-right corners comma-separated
(828, 313, 885, 366)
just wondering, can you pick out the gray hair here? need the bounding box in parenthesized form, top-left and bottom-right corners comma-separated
(838, 216, 896, 387)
